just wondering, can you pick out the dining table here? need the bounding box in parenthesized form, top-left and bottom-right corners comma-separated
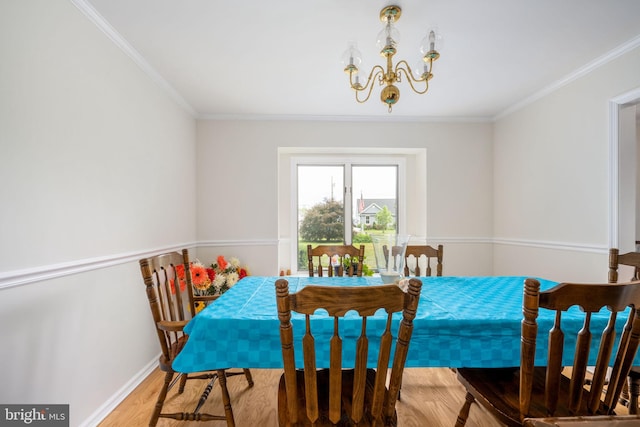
(172, 275, 636, 373)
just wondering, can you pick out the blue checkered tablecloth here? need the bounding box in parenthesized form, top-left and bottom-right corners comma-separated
(172, 276, 633, 373)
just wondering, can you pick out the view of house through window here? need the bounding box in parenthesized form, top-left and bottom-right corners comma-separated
(296, 164, 398, 274)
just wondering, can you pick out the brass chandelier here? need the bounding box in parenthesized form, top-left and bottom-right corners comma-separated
(341, 5, 441, 113)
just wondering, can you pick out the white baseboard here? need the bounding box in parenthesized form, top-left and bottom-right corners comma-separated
(78, 355, 159, 427)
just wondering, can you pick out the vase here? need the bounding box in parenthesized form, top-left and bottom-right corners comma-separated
(371, 234, 411, 283)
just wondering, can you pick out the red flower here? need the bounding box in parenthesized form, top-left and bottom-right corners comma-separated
(207, 267, 216, 281)
(238, 268, 248, 279)
(169, 278, 186, 294)
(175, 264, 186, 281)
(217, 255, 228, 271)
(170, 263, 190, 293)
(191, 263, 211, 290)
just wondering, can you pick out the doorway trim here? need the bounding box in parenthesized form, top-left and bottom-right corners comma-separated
(609, 87, 640, 250)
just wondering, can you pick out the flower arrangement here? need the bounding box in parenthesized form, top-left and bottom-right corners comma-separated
(172, 255, 249, 312)
(202, 255, 249, 296)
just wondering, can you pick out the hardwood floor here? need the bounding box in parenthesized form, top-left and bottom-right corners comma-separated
(98, 367, 503, 426)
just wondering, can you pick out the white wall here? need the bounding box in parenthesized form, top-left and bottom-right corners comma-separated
(493, 46, 640, 282)
(4, 1, 639, 425)
(0, 1, 196, 425)
(196, 119, 495, 276)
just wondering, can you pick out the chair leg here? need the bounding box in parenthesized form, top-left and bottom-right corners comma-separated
(243, 368, 254, 387)
(455, 392, 475, 427)
(217, 369, 235, 427)
(150, 371, 173, 427)
(629, 374, 640, 415)
(178, 372, 188, 393)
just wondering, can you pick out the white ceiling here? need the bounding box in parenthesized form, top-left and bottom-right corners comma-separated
(80, 0, 640, 120)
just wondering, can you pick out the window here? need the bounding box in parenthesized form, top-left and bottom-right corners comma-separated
(292, 157, 405, 273)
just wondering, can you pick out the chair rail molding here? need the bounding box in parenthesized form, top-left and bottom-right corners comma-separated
(0, 243, 194, 290)
(493, 238, 607, 253)
(197, 238, 278, 247)
(1, 238, 604, 290)
(283, 236, 602, 251)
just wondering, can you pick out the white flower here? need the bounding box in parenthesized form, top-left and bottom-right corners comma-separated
(213, 274, 227, 288)
(227, 271, 239, 287)
(229, 257, 241, 269)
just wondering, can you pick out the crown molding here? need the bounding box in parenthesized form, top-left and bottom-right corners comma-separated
(70, 0, 197, 117)
(196, 113, 492, 123)
(494, 35, 640, 120)
(74, 1, 640, 124)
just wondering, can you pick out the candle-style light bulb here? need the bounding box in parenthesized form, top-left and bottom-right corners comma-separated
(341, 41, 362, 73)
(420, 28, 442, 56)
(376, 18, 400, 50)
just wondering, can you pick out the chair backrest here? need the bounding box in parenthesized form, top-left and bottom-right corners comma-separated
(386, 244, 443, 276)
(520, 278, 640, 419)
(609, 248, 640, 283)
(139, 249, 196, 368)
(275, 278, 422, 425)
(307, 244, 365, 277)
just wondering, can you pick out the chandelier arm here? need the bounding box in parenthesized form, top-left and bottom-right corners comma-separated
(353, 66, 385, 104)
(395, 60, 430, 95)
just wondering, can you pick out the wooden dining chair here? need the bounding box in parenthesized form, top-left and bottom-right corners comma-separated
(609, 248, 640, 283)
(403, 244, 443, 276)
(455, 278, 640, 427)
(382, 244, 443, 276)
(139, 249, 254, 427)
(307, 244, 365, 277)
(275, 277, 422, 426)
(609, 248, 640, 414)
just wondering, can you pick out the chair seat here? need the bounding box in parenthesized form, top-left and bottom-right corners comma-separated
(457, 367, 612, 426)
(278, 368, 397, 426)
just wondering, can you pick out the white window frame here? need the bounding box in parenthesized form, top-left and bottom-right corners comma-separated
(290, 155, 407, 274)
